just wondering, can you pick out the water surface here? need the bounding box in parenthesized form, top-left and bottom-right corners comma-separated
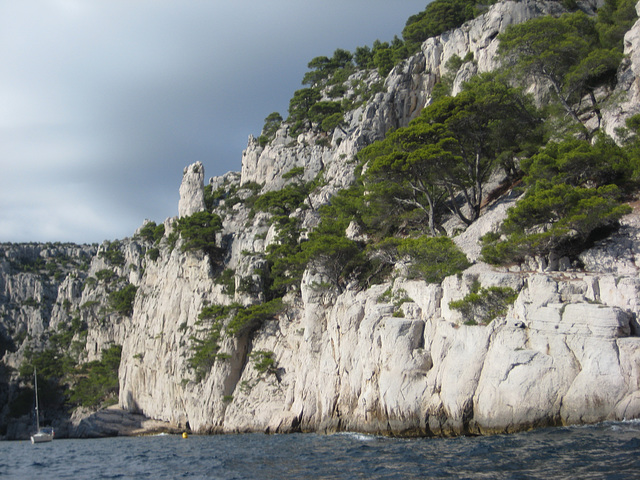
(2, 421, 639, 479)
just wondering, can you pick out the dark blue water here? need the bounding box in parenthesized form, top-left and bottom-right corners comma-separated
(2, 421, 640, 479)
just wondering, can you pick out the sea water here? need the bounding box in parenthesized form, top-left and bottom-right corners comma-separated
(2, 421, 640, 479)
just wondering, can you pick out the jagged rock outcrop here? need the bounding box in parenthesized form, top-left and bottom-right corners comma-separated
(178, 161, 206, 218)
(0, 243, 97, 370)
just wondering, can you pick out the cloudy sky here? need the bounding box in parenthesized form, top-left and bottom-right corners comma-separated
(0, 0, 427, 244)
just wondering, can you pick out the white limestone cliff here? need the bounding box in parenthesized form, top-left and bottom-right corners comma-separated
(112, 0, 640, 436)
(178, 161, 206, 218)
(3, 0, 640, 439)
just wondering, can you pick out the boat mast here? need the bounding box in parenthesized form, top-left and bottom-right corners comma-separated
(34, 367, 40, 431)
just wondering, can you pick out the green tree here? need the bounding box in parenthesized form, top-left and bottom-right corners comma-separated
(301, 233, 362, 292)
(498, 11, 622, 138)
(398, 236, 470, 283)
(258, 112, 283, 146)
(521, 134, 635, 191)
(137, 221, 165, 244)
(302, 49, 354, 86)
(265, 216, 306, 297)
(175, 211, 223, 257)
(109, 283, 138, 316)
(402, 0, 480, 52)
(296, 190, 367, 292)
(308, 101, 343, 128)
(418, 75, 542, 223)
(361, 123, 452, 236)
(354, 45, 374, 69)
(226, 298, 283, 337)
(481, 134, 634, 264)
(68, 344, 122, 407)
(253, 183, 309, 216)
(361, 75, 542, 230)
(288, 88, 322, 133)
(596, 0, 638, 50)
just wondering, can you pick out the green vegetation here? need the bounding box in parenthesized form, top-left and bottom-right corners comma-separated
(67, 344, 122, 407)
(175, 211, 223, 258)
(147, 247, 160, 261)
(259, 112, 284, 146)
(481, 132, 636, 264)
(9, 256, 47, 275)
(215, 268, 236, 295)
(498, 2, 636, 139)
(108, 283, 138, 316)
(95, 268, 117, 284)
(17, 339, 122, 412)
(402, 0, 488, 53)
(99, 240, 125, 266)
(187, 301, 283, 381)
(137, 221, 165, 244)
(360, 73, 542, 234)
(188, 306, 226, 382)
(250, 350, 277, 376)
(7, 249, 90, 281)
(449, 282, 518, 325)
(226, 299, 283, 337)
(398, 237, 470, 283)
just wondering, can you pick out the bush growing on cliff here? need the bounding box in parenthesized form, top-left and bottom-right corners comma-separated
(481, 135, 635, 264)
(398, 236, 470, 283)
(226, 298, 284, 337)
(498, 9, 631, 139)
(449, 282, 518, 325)
(288, 87, 322, 134)
(402, 0, 486, 53)
(137, 221, 165, 244)
(108, 283, 138, 316)
(188, 318, 225, 382)
(265, 216, 306, 298)
(250, 350, 278, 376)
(175, 211, 223, 258)
(68, 344, 122, 408)
(258, 112, 283, 146)
(215, 268, 236, 295)
(99, 240, 125, 266)
(253, 183, 309, 216)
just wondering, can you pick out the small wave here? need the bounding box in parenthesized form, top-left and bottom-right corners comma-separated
(619, 418, 640, 425)
(334, 432, 379, 442)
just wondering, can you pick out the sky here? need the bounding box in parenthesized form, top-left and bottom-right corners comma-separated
(0, 0, 427, 244)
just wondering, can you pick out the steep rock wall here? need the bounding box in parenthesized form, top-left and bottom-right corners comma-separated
(3, 0, 640, 439)
(113, 0, 640, 436)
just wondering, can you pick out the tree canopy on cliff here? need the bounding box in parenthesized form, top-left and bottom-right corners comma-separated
(498, 6, 633, 139)
(175, 211, 223, 258)
(481, 132, 637, 264)
(402, 0, 486, 52)
(360, 74, 543, 233)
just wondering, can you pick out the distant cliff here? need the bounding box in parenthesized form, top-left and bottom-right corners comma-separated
(2, 0, 640, 439)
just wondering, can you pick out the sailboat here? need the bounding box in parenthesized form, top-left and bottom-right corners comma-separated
(30, 367, 54, 444)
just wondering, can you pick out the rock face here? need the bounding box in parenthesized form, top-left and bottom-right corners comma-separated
(3, 0, 640, 439)
(603, 0, 640, 138)
(178, 161, 206, 218)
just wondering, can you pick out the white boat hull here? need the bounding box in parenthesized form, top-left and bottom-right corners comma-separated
(31, 429, 54, 444)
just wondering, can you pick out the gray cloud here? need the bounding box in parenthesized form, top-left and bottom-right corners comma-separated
(0, 0, 427, 244)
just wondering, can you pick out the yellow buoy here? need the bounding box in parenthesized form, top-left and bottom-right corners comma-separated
(182, 432, 188, 439)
